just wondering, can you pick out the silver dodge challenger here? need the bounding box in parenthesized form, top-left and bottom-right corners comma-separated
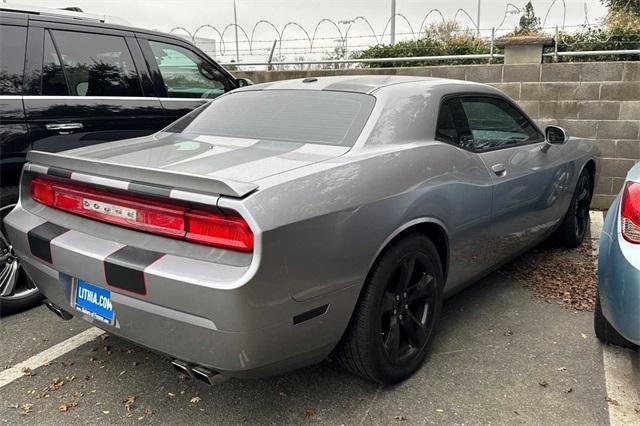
(4, 76, 596, 384)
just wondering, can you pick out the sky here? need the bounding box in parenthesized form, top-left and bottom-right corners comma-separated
(7, 0, 609, 62)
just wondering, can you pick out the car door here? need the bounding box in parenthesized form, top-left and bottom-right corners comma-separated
(137, 35, 237, 126)
(458, 95, 570, 263)
(22, 22, 166, 152)
(0, 18, 29, 189)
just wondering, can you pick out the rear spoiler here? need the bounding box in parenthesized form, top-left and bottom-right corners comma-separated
(26, 150, 258, 198)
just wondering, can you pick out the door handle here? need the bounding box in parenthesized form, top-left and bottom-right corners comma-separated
(491, 163, 507, 177)
(45, 123, 83, 134)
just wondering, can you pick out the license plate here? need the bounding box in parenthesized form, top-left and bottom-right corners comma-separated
(74, 279, 114, 324)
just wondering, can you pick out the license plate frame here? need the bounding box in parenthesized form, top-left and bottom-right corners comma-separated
(74, 279, 114, 325)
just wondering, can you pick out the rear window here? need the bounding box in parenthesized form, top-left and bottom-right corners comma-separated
(167, 90, 375, 146)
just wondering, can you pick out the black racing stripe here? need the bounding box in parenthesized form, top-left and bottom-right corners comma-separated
(293, 304, 329, 325)
(128, 182, 172, 198)
(165, 141, 303, 175)
(47, 166, 73, 179)
(28, 222, 69, 263)
(104, 246, 163, 295)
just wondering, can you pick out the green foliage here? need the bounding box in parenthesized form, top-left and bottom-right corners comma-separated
(516, 1, 541, 35)
(557, 25, 640, 61)
(601, 0, 640, 16)
(353, 21, 491, 68)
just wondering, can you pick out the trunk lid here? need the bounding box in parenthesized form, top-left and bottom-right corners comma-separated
(27, 132, 350, 197)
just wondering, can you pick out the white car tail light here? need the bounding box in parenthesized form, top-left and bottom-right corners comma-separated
(621, 181, 640, 244)
(30, 177, 253, 252)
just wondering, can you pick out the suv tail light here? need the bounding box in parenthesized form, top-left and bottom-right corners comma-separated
(29, 178, 253, 252)
(621, 181, 640, 244)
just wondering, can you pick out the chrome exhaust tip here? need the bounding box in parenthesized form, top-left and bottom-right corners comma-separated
(44, 300, 73, 320)
(171, 360, 193, 378)
(191, 366, 227, 385)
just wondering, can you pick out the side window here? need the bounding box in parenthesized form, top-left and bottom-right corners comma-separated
(42, 31, 68, 95)
(0, 25, 27, 95)
(435, 98, 474, 150)
(148, 41, 227, 99)
(460, 96, 543, 151)
(50, 30, 142, 97)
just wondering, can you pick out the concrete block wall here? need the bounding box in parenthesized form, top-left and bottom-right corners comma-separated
(235, 61, 640, 209)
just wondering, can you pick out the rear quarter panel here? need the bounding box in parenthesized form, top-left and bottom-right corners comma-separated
(244, 141, 494, 302)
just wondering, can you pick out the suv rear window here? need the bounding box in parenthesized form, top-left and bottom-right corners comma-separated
(0, 25, 27, 95)
(167, 90, 375, 146)
(48, 30, 142, 97)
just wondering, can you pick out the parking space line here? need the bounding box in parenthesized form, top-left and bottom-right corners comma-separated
(0, 327, 104, 389)
(603, 345, 640, 425)
(589, 210, 640, 425)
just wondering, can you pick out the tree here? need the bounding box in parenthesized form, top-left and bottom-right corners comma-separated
(601, 0, 640, 16)
(515, 1, 541, 35)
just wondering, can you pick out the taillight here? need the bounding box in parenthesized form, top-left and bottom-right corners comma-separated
(29, 178, 253, 252)
(30, 179, 54, 206)
(621, 181, 640, 244)
(186, 211, 254, 252)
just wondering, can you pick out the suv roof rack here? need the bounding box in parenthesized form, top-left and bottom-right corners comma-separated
(0, 3, 130, 26)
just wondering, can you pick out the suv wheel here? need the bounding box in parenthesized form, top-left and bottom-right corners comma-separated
(0, 187, 42, 316)
(334, 233, 443, 384)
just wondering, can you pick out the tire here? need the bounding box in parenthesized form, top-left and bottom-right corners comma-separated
(334, 233, 444, 384)
(0, 186, 42, 316)
(555, 169, 593, 247)
(594, 292, 635, 349)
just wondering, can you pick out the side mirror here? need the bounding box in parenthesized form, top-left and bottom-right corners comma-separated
(542, 126, 569, 152)
(237, 78, 253, 87)
(545, 126, 569, 144)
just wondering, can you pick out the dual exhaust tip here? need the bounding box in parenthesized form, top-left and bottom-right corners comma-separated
(43, 301, 225, 386)
(44, 300, 74, 320)
(171, 359, 227, 386)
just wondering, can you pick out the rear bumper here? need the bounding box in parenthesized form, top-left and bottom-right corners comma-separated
(4, 204, 360, 378)
(598, 202, 640, 346)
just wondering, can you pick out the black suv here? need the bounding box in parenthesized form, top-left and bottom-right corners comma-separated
(0, 7, 248, 313)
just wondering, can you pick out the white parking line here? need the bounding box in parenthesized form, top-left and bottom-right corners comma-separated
(0, 327, 104, 389)
(590, 210, 640, 425)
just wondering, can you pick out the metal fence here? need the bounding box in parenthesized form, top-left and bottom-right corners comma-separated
(216, 26, 640, 69)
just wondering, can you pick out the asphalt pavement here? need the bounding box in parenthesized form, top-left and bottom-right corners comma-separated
(1, 264, 630, 425)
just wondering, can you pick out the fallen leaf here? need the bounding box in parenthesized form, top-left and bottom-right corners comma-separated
(21, 367, 36, 377)
(119, 370, 127, 376)
(538, 380, 548, 388)
(59, 402, 78, 412)
(19, 403, 33, 415)
(605, 397, 620, 406)
(304, 408, 316, 418)
(168, 392, 175, 397)
(49, 379, 65, 391)
(190, 396, 201, 404)
(394, 414, 407, 420)
(123, 395, 137, 411)
(102, 410, 110, 414)
(435, 409, 444, 413)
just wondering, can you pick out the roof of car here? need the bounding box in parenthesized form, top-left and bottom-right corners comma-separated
(238, 75, 488, 94)
(0, 5, 189, 43)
